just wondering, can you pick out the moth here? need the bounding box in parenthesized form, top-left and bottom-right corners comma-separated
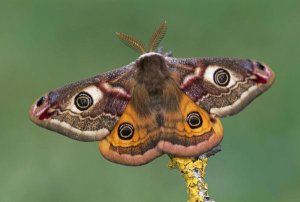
(29, 22, 275, 166)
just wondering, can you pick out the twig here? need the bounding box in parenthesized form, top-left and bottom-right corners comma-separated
(168, 146, 221, 202)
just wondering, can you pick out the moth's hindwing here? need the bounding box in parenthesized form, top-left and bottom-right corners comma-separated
(99, 92, 223, 166)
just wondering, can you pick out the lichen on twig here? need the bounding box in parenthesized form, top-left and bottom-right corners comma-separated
(168, 146, 221, 202)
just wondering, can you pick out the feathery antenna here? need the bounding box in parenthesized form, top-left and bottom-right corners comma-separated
(148, 21, 167, 52)
(116, 21, 168, 54)
(116, 32, 146, 54)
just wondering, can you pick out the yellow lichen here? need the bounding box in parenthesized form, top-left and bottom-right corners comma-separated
(168, 156, 210, 202)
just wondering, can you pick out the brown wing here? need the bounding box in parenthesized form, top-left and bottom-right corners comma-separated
(165, 57, 275, 117)
(29, 62, 137, 141)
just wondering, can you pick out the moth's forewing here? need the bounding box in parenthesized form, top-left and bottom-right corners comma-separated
(166, 57, 275, 117)
(29, 64, 136, 141)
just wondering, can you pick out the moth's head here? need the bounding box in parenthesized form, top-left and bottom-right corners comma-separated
(29, 79, 113, 141)
(200, 58, 275, 116)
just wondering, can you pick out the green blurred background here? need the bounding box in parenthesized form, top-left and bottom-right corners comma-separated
(1, 0, 299, 201)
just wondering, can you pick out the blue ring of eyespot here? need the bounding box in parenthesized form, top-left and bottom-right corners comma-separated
(74, 92, 93, 111)
(186, 112, 202, 129)
(118, 123, 134, 140)
(214, 68, 230, 86)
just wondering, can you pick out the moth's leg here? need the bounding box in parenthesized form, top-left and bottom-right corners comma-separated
(156, 46, 173, 57)
(200, 144, 222, 158)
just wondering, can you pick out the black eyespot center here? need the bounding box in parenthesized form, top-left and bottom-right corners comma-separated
(257, 62, 266, 71)
(74, 92, 93, 111)
(37, 96, 46, 107)
(186, 112, 202, 129)
(214, 68, 230, 87)
(118, 123, 134, 140)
